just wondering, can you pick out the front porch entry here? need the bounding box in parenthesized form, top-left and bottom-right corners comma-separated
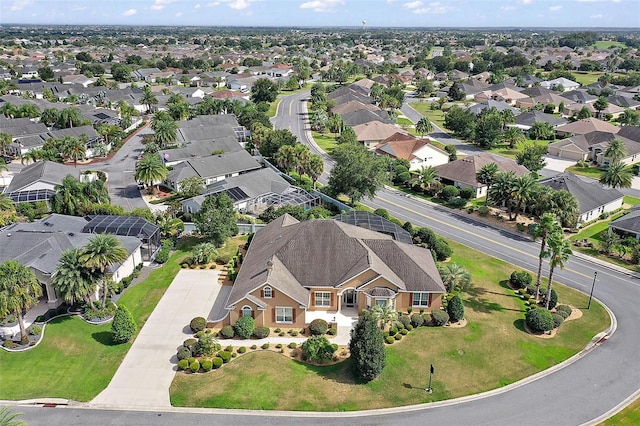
(342, 288, 357, 308)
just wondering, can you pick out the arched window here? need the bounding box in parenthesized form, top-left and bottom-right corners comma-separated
(241, 305, 253, 317)
(263, 286, 272, 298)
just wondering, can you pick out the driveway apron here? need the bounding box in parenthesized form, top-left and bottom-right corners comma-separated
(90, 270, 221, 408)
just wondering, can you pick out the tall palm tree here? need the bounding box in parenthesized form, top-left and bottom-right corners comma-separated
(151, 111, 172, 131)
(415, 117, 433, 138)
(40, 107, 59, 127)
(82, 179, 110, 205)
(438, 263, 472, 293)
(488, 170, 516, 210)
(306, 155, 324, 189)
(544, 233, 572, 310)
(141, 86, 158, 113)
(619, 109, 640, 126)
(61, 136, 85, 167)
(153, 119, 178, 148)
(509, 174, 537, 221)
(502, 127, 525, 149)
(51, 175, 84, 215)
(135, 153, 168, 193)
(0, 132, 11, 156)
(0, 260, 42, 343)
(80, 234, 128, 305)
(600, 162, 633, 189)
(293, 144, 311, 175)
(51, 248, 99, 308)
(57, 107, 83, 129)
(17, 104, 40, 119)
(476, 162, 499, 205)
(274, 144, 296, 173)
(532, 213, 562, 302)
(603, 138, 627, 163)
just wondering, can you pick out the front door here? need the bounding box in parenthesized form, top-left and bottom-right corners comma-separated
(343, 289, 356, 307)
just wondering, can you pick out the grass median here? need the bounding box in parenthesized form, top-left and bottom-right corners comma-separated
(170, 240, 610, 411)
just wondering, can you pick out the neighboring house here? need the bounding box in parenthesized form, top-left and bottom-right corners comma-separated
(375, 132, 449, 171)
(547, 131, 640, 166)
(132, 68, 162, 82)
(4, 160, 78, 205)
(0, 214, 142, 309)
(564, 101, 625, 120)
(610, 205, 640, 239)
(539, 173, 623, 225)
(331, 100, 381, 116)
(181, 167, 319, 215)
(341, 109, 394, 126)
(352, 121, 407, 149)
(466, 100, 520, 116)
(211, 213, 446, 327)
(434, 152, 529, 198)
(12, 125, 104, 158)
(561, 90, 597, 104)
(511, 110, 568, 132)
(555, 118, 620, 138)
(540, 77, 580, 91)
(607, 95, 640, 110)
(82, 215, 160, 262)
(516, 92, 575, 112)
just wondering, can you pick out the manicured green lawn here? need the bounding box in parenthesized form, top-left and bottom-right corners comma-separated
(623, 196, 640, 207)
(409, 102, 447, 131)
(566, 165, 603, 179)
(603, 396, 640, 425)
(170, 240, 610, 411)
(396, 117, 419, 136)
(591, 41, 626, 49)
(0, 238, 197, 402)
(267, 99, 282, 118)
(313, 131, 338, 154)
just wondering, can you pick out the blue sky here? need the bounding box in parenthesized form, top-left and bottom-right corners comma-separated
(2, 0, 639, 28)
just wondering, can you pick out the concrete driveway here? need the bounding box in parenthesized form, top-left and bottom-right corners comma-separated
(90, 269, 223, 409)
(539, 155, 576, 178)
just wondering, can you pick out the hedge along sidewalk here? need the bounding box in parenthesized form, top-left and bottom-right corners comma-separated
(89, 269, 224, 409)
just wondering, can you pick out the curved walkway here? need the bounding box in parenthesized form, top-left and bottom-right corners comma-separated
(90, 269, 222, 408)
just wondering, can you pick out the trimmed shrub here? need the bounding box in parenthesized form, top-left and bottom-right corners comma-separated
(253, 325, 270, 339)
(510, 270, 532, 289)
(478, 205, 490, 216)
(288, 342, 297, 349)
(290, 330, 299, 337)
(400, 328, 408, 335)
(188, 357, 196, 364)
(410, 313, 424, 327)
(189, 360, 200, 373)
(194, 334, 219, 357)
(385, 336, 395, 344)
(183, 338, 197, 351)
(349, 311, 386, 381)
(373, 208, 390, 219)
(201, 359, 213, 372)
(275, 343, 283, 349)
(422, 314, 431, 325)
(397, 315, 411, 329)
(309, 318, 329, 336)
(231, 352, 237, 358)
(177, 346, 191, 361)
(431, 310, 450, 326)
(177, 359, 189, 370)
(394, 321, 405, 330)
(111, 305, 137, 344)
(218, 350, 232, 363)
(327, 327, 337, 336)
(441, 185, 459, 200)
(525, 308, 554, 333)
(29, 325, 42, 336)
(250, 344, 257, 350)
(406, 324, 413, 331)
(212, 357, 223, 369)
(261, 343, 270, 349)
(556, 305, 572, 319)
(447, 295, 465, 322)
(459, 187, 475, 200)
(543, 288, 558, 310)
(431, 238, 452, 261)
(190, 317, 207, 333)
(526, 284, 537, 296)
(220, 325, 235, 339)
(552, 313, 564, 329)
(237, 346, 247, 354)
(195, 330, 205, 338)
(388, 326, 398, 336)
(302, 336, 335, 363)
(394, 334, 402, 340)
(234, 316, 255, 339)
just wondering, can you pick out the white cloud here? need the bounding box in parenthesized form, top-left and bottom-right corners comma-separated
(9, 0, 33, 12)
(577, 0, 620, 2)
(176, 11, 183, 16)
(500, 5, 516, 11)
(151, 0, 176, 10)
(590, 13, 603, 18)
(206, 1, 220, 6)
(414, 2, 457, 14)
(194, 3, 201, 8)
(549, 5, 562, 11)
(520, 0, 534, 4)
(71, 5, 88, 12)
(404, 1, 423, 9)
(122, 8, 137, 16)
(299, 0, 345, 13)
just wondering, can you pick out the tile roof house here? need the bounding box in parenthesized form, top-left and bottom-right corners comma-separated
(212, 214, 446, 327)
(540, 77, 580, 92)
(539, 173, 623, 225)
(547, 131, 640, 166)
(435, 152, 530, 198)
(352, 121, 407, 150)
(375, 132, 449, 171)
(0, 214, 142, 309)
(555, 118, 620, 138)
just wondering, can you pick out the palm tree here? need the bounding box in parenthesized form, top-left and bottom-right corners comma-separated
(80, 234, 128, 305)
(155, 214, 185, 239)
(293, 144, 311, 175)
(0, 132, 11, 156)
(371, 304, 398, 330)
(619, 109, 640, 126)
(603, 138, 627, 163)
(151, 111, 172, 130)
(509, 174, 537, 221)
(57, 107, 83, 129)
(476, 162, 499, 205)
(0, 102, 17, 118)
(135, 154, 168, 193)
(141, 86, 158, 113)
(17, 104, 40, 119)
(20, 149, 44, 165)
(0, 406, 27, 426)
(40, 107, 59, 127)
(51, 248, 99, 308)
(438, 263, 472, 293)
(593, 96, 609, 119)
(306, 155, 324, 189)
(501, 127, 525, 149)
(415, 117, 433, 138)
(600, 162, 633, 189)
(501, 109, 516, 128)
(531, 213, 562, 302)
(153, 119, 178, 148)
(61, 136, 85, 167)
(83, 179, 110, 205)
(274, 144, 296, 173)
(51, 175, 84, 215)
(0, 260, 42, 343)
(544, 233, 572, 310)
(415, 165, 439, 194)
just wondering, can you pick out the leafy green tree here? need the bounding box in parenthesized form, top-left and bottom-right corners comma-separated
(328, 143, 389, 203)
(416, 117, 433, 138)
(327, 114, 345, 135)
(111, 305, 137, 344)
(577, 106, 592, 119)
(415, 79, 435, 97)
(604, 138, 627, 163)
(135, 154, 168, 193)
(80, 234, 128, 305)
(438, 263, 471, 293)
(544, 233, 572, 310)
(443, 106, 475, 140)
(0, 260, 42, 343)
(336, 126, 358, 145)
(40, 108, 59, 127)
(250, 78, 279, 104)
(476, 162, 499, 205)
(0, 132, 11, 156)
(349, 310, 386, 381)
(529, 121, 555, 140)
(515, 143, 547, 173)
(600, 162, 633, 189)
(619, 109, 640, 126)
(193, 193, 239, 247)
(38, 65, 54, 81)
(301, 335, 335, 363)
(260, 129, 297, 158)
(179, 176, 204, 198)
(509, 174, 537, 221)
(531, 214, 563, 302)
(447, 294, 464, 322)
(191, 242, 218, 265)
(51, 248, 99, 308)
(488, 170, 516, 209)
(475, 109, 505, 148)
(155, 214, 185, 240)
(274, 144, 296, 173)
(448, 82, 466, 101)
(0, 194, 17, 228)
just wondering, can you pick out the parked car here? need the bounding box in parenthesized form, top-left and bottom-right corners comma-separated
(1, 155, 13, 164)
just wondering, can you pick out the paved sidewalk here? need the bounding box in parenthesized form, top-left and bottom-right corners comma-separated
(90, 270, 222, 408)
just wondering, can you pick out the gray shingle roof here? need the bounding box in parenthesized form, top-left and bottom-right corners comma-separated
(610, 207, 640, 235)
(515, 110, 568, 127)
(539, 173, 623, 215)
(435, 152, 529, 188)
(6, 161, 79, 193)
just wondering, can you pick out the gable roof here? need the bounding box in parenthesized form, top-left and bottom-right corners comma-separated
(435, 152, 529, 188)
(539, 173, 623, 215)
(375, 133, 447, 162)
(167, 150, 260, 182)
(556, 118, 620, 135)
(610, 207, 640, 235)
(6, 160, 79, 193)
(342, 108, 393, 126)
(515, 110, 568, 127)
(352, 121, 406, 141)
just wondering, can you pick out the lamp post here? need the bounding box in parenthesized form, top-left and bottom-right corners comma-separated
(588, 271, 598, 310)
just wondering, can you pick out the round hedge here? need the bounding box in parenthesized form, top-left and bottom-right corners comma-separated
(201, 359, 213, 372)
(421, 314, 431, 325)
(525, 308, 554, 333)
(218, 350, 232, 363)
(238, 346, 247, 354)
(177, 346, 191, 361)
(552, 313, 564, 329)
(327, 327, 337, 336)
(309, 318, 329, 336)
(388, 326, 398, 336)
(189, 360, 200, 373)
(183, 338, 197, 351)
(177, 359, 189, 370)
(431, 309, 450, 326)
(555, 305, 572, 319)
(398, 315, 411, 329)
(253, 325, 270, 339)
(510, 270, 532, 289)
(190, 316, 207, 333)
(385, 336, 395, 344)
(212, 357, 223, 369)
(288, 342, 297, 349)
(410, 313, 424, 327)
(234, 316, 255, 339)
(220, 325, 235, 339)
(394, 333, 402, 340)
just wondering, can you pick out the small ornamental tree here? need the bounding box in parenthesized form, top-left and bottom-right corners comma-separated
(111, 305, 136, 344)
(447, 295, 464, 322)
(301, 335, 335, 364)
(234, 316, 255, 339)
(349, 310, 386, 381)
(194, 334, 219, 357)
(525, 308, 554, 333)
